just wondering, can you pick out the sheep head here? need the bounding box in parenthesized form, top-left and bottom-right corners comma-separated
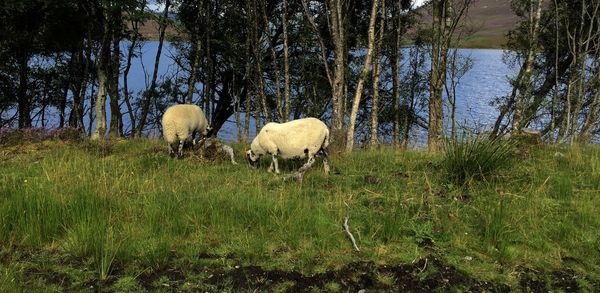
(246, 149, 259, 169)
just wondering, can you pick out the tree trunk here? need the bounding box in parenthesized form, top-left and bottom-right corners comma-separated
(370, 0, 385, 148)
(92, 7, 112, 140)
(68, 50, 83, 128)
(251, 0, 271, 123)
(282, 0, 291, 122)
(301, 0, 333, 87)
(244, 89, 251, 143)
(444, 48, 463, 140)
(428, 0, 453, 152)
(17, 51, 31, 128)
(392, 1, 402, 148)
(512, 0, 544, 132)
(329, 0, 347, 147)
(204, 0, 214, 123)
(93, 68, 108, 140)
(108, 33, 122, 137)
(136, 0, 170, 137)
(59, 74, 69, 128)
(260, 0, 283, 121)
(429, 1, 442, 152)
(186, 39, 202, 104)
(345, 0, 380, 152)
(123, 35, 138, 136)
(186, 3, 203, 105)
(69, 38, 93, 133)
(88, 81, 96, 137)
(235, 73, 242, 142)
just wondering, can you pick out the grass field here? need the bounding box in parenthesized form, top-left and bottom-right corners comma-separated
(0, 138, 599, 291)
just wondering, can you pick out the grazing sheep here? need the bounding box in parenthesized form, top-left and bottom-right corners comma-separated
(246, 117, 330, 177)
(161, 104, 209, 159)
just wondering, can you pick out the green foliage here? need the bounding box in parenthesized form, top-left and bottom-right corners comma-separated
(441, 136, 516, 185)
(0, 140, 599, 290)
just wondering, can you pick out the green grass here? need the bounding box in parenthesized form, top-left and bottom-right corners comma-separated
(441, 136, 516, 186)
(0, 139, 599, 290)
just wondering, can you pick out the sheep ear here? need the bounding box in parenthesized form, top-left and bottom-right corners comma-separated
(245, 149, 252, 156)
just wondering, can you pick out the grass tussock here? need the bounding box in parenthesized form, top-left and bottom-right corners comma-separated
(441, 136, 516, 185)
(0, 139, 599, 291)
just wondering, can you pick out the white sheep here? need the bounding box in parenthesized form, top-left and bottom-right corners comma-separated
(246, 117, 330, 176)
(161, 104, 209, 159)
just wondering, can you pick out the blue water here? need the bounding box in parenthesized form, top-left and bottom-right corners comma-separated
(6, 42, 517, 144)
(447, 49, 513, 127)
(128, 43, 515, 143)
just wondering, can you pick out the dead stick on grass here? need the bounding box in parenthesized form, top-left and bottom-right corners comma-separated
(343, 216, 360, 252)
(419, 258, 428, 272)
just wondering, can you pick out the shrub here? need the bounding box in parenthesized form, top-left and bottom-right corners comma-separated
(0, 127, 83, 146)
(441, 135, 516, 185)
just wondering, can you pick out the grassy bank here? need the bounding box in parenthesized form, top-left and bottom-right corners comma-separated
(0, 138, 599, 291)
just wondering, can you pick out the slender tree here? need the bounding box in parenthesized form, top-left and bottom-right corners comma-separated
(92, 3, 113, 140)
(370, 0, 385, 148)
(345, 0, 380, 152)
(428, 0, 472, 152)
(136, 0, 171, 137)
(512, 0, 544, 132)
(282, 0, 291, 121)
(329, 0, 348, 146)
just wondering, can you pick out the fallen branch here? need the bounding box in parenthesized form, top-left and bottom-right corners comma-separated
(343, 217, 360, 252)
(419, 258, 428, 272)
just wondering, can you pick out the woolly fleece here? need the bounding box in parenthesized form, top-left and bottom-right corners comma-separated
(161, 104, 209, 147)
(250, 117, 329, 159)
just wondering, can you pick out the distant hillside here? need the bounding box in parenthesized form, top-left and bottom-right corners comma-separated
(137, 0, 520, 48)
(419, 0, 520, 48)
(462, 0, 519, 48)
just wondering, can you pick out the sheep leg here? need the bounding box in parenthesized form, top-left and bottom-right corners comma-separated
(268, 155, 280, 174)
(169, 142, 178, 158)
(177, 140, 185, 159)
(320, 149, 330, 175)
(298, 156, 316, 174)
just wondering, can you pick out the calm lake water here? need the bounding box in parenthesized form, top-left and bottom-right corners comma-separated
(4, 43, 518, 143)
(122, 42, 516, 144)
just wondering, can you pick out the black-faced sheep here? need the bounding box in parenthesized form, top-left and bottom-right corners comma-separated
(161, 104, 209, 159)
(245, 117, 330, 176)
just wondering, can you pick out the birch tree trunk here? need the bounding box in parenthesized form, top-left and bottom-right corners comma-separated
(244, 0, 253, 143)
(345, 0, 380, 152)
(108, 28, 122, 137)
(204, 0, 214, 123)
(301, 0, 333, 87)
(282, 0, 291, 121)
(370, 0, 385, 148)
(428, 0, 449, 152)
(92, 5, 112, 140)
(512, 0, 544, 132)
(329, 0, 347, 146)
(261, 1, 283, 121)
(186, 39, 202, 104)
(580, 5, 600, 140)
(123, 35, 138, 135)
(17, 51, 31, 128)
(93, 70, 108, 140)
(428, 0, 472, 151)
(392, 0, 402, 148)
(252, 0, 271, 123)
